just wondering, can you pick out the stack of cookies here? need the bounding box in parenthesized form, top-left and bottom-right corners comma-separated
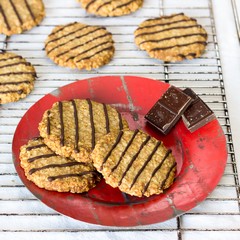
(20, 99, 177, 197)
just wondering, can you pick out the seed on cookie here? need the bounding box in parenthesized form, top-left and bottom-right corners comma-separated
(0, 0, 45, 36)
(38, 99, 129, 163)
(0, 52, 36, 104)
(92, 129, 177, 197)
(20, 137, 101, 193)
(77, 0, 143, 17)
(134, 13, 208, 62)
(45, 22, 115, 70)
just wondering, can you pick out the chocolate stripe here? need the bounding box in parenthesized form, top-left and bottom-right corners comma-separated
(130, 141, 162, 189)
(47, 27, 104, 55)
(76, 46, 114, 62)
(71, 100, 79, 153)
(103, 103, 110, 133)
(142, 150, 172, 194)
(111, 129, 139, 174)
(160, 162, 177, 189)
(135, 24, 203, 38)
(112, 0, 137, 11)
(145, 13, 184, 22)
(87, 99, 95, 149)
(58, 101, 64, 147)
(100, 131, 124, 171)
(138, 19, 197, 30)
(0, 89, 23, 94)
(0, 80, 31, 86)
(29, 162, 86, 175)
(0, 4, 10, 30)
(139, 33, 207, 46)
(49, 22, 77, 37)
(96, 0, 112, 11)
(56, 32, 111, 58)
(149, 41, 207, 52)
(28, 153, 56, 163)
(46, 25, 89, 48)
(0, 61, 31, 69)
(24, 0, 35, 21)
(0, 72, 36, 77)
(9, 0, 23, 25)
(118, 111, 123, 130)
(118, 135, 151, 186)
(73, 40, 112, 62)
(48, 171, 98, 182)
(46, 110, 51, 135)
(0, 56, 22, 63)
(86, 0, 97, 10)
(26, 143, 45, 151)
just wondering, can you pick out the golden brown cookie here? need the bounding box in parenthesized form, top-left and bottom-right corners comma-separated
(0, 0, 45, 36)
(134, 13, 208, 62)
(39, 99, 129, 163)
(92, 129, 176, 197)
(77, 0, 143, 17)
(20, 137, 101, 193)
(0, 52, 36, 104)
(45, 22, 115, 70)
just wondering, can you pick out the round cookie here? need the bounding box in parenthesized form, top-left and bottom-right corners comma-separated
(20, 137, 101, 193)
(45, 22, 115, 70)
(77, 0, 143, 17)
(38, 99, 129, 163)
(134, 13, 208, 62)
(0, 52, 36, 104)
(0, 0, 45, 36)
(92, 129, 176, 197)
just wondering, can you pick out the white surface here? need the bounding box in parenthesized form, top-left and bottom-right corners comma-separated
(0, 0, 240, 239)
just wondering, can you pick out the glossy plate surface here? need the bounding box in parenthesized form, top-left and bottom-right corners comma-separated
(12, 76, 227, 226)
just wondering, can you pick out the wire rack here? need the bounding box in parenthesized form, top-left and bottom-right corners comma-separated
(0, 0, 240, 239)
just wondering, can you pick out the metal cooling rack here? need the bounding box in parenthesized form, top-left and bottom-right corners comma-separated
(0, 0, 239, 239)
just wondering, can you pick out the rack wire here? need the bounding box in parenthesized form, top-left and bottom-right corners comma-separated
(0, 0, 240, 239)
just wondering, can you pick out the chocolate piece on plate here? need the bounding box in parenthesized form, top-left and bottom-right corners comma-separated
(145, 86, 193, 134)
(182, 88, 216, 132)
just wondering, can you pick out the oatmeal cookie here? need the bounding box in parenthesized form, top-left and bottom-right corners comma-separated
(20, 137, 101, 193)
(77, 0, 143, 17)
(0, 0, 45, 36)
(45, 22, 114, 70)
(92, 129, 176, 197)
(38, 99, 128, 163)
(0, 52, 36, 104)
(134, 13, 208, 62)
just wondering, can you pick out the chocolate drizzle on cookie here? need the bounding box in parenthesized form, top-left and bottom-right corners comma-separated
(27, 153, 57, 163)
(87, 99, 96, 150)
(26, 143, 46, 151)
(9, 0, 23, 25)
(160, 161, 177, 189)
(46, 111, 51, 135)
(29, 161, 86, 175)
(0, 55, 22, 63)
(48, 171, 99, 182)
(24, 0, 35, 21)
(0, 4, 10, 30)
(117, 111, 123, 130)
(58, 101, 65, 147)
(103, 103, 110, 133)
(71, 100, 80, 153)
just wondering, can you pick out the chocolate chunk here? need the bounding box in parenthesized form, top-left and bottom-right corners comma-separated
(182, 88, 216, 132)
(145, 86, 193, 134)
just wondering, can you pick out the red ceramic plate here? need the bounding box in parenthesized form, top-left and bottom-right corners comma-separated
(12, 76, 227, 226)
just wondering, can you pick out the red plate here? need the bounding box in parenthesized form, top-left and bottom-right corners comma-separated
(12, 76, 227, 226)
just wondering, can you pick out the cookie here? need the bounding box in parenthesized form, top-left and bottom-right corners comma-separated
(0, 52, 36, 104)
(92, 129, 176, 197)
(134, 13, 208, 62)
(0, 0, 45, 36)
(77, 0, 143, 17)
(20, 137, 101, 193)
(45, 22, 114, 70)
(39, 99, 129, 163)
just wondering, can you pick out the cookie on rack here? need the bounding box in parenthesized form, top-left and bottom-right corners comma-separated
(0, 52, 36, 104)
(77, 0, 143, 17)
(20, 137, 101, 193)
(45, 22, 115, 70)
(92, 129, 176, 197)
(38, 99, 129, 163)
(0, 0, 45, 36)
(134, 13, 208, 62)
